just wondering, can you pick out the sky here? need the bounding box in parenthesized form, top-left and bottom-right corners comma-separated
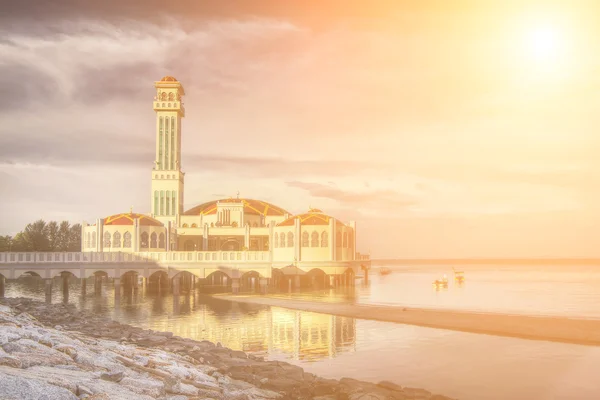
(1, 0, 600, 258)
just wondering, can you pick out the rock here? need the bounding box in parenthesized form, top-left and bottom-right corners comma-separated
(100, 370, 123, 382)
(0, 354, 22, 368)
(0, 374, 78, 400)
(77, 384, 94, 396)
(378, 380, 404, 392)
(120, 377, 165, 398)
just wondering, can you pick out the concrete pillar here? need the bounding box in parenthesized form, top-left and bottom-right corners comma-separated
(173, 276, 181, 296)
(203, 224, 208, 250)
(80, 278, 86, 296)
(244, 224, 250, 249)
(232, 278, 240, 294)
(329, 275, 334, 288)
(0, 276, 5, 298)
(133, 274, 139, 292)
(192, 275, 196, 291)
(329, 218, 335, 261)
(259, 278, 268, 294)
(288, 278, 292, 293)
(114, 278, 121, 300)
(45, 279, 53, 303)
(94, 275, 102, 295)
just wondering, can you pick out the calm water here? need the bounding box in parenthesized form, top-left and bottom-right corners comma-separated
(5, 263, 600, 400)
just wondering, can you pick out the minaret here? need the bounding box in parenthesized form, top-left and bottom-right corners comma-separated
(151, 76, 185, 226)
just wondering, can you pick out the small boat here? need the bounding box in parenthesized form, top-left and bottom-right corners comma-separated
(452, 267, 465, 282)
(379, 267, 391, 276)
(432, 274, 449, 287)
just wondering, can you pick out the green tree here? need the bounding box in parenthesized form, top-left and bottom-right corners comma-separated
(46, 221, 59, 251)
(22, 220, 49, 251)
(57, 221, 71, 251)
(68, 224, 82, 251)
(0, 235, 13, 252)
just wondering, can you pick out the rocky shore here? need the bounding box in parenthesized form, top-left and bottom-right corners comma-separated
(0, 297, 456, 400)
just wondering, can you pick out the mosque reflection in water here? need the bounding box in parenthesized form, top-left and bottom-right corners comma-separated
(124, 293, 357, 362)
(7, 276, 357, 363)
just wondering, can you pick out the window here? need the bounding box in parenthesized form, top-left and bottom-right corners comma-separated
(158, 117, 163, 169)
(113, 231, 121, 248)
(287, 232, 294, 247)
(86, 232, 91, 248)
(158, 233, 165, 249)
(301, 231, 309, 247)
(166, 191, 171, 215)
(140, 232, 149, 248)
(182, 223, 189, 228)
(336, 232, 342, 247)
(343, 232, 348, 248)
(160, 190, 165, 215)
(279, 232, 285, 247)
(150, 232, 158, 248)
(123, 232, 132, 248)
(171, 191, 176, 215)
(311, 231, 319, 247)
(273, 233, 278, 248)
(321, 231, 328, 247)
(154, 191, 159, 215)
(92, 231, 97, 247)
(191, 223, 197, 228)
(171, 117, 175, 170)
(103, 232, 111, 248)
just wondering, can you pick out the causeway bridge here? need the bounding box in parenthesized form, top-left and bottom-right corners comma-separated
(0, 251, 371, 299)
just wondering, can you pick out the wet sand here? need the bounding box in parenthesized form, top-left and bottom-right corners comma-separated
(216, 295, 600, 346)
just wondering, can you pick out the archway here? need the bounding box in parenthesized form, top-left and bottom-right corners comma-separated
(120, 271, 141, 295)
(171, 271, 197, 295)
(148, 270, 169, 294)
(220, 239, 241, 251)
(305, 268, 328, 291)
(240, 271, 260, 293)
(200, 270, 231, 294)
(271, 268, 286, 291)
(57, 271, 77, 303)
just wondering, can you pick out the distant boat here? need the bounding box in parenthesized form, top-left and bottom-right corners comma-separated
(379, 267, 391, 276)
(432, 274, 449, 287)
(452, 267, 465, 282)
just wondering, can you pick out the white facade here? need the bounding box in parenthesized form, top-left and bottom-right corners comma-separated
(81, 76, 362, 266)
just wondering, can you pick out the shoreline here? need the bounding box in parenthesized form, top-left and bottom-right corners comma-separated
(0, 297, 456, 400)
(214, 294, 600, 346)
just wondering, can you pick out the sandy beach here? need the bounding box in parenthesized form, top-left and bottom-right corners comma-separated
(215, 295, 600, 346)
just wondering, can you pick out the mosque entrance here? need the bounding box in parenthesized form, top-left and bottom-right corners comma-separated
(220, 238, 241, 251)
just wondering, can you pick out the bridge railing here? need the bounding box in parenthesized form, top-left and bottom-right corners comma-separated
(355, 253, 370, 261)
(0, 251, 271, 264)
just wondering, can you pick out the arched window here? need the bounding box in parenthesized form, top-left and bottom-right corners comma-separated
(123, 232, 132, 248)
(301, 231, 309, 247)
(343, 232, 348, 248)
(168, 92, 174, 101)
(182, 223, 189, 228)
(280, 232, 285, 248)
(154, 191, 159, 215)
(321, 231, 328, 247)
(140, 232, 149, 248)
(158, 233, 165, 248)
(103, 232, 111, 248)
(86, 232, 91, 248)
(166, 191, 171, 216)
(273, 233, 279, 248)
(191, 223, 197, 228)
(336, 231, 342, 247)
(311, 231, 319, 247)
(253, 222, 258, 227)
(171, 190, 176, 215)
(150, 232, 157, 248)
(160, 190, 165, 215)
(210, 223, 214, 227)
(92, 231, 97, 247)
(113, 231, 121, 248)
(287, 232, 294, 247)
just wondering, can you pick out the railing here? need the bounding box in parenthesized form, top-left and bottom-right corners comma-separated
(0, 251, 271, 264)
(356, 253, 370, 261)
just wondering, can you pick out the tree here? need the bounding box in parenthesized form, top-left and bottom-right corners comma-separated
(0, 235, 12, 252)
(1, 219, 83, 252)
(46, 221, 59, 251)
(22, 220, 49, 251)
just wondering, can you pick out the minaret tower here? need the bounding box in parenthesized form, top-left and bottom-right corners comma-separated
(151, 76, 185, 227)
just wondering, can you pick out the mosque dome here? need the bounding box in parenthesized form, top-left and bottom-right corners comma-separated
(277, 208, 342, 227)
(160, 76, 178, 82)
(104, 212, 163, 227)
(184, 198, 290, 217)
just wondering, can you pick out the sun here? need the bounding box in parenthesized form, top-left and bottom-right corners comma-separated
(526, 25, 562, 62)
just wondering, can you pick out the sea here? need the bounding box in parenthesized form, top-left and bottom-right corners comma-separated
(5, 262, 600, 400)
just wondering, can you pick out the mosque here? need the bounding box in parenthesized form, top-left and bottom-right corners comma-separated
(81, 76, 366, 269)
